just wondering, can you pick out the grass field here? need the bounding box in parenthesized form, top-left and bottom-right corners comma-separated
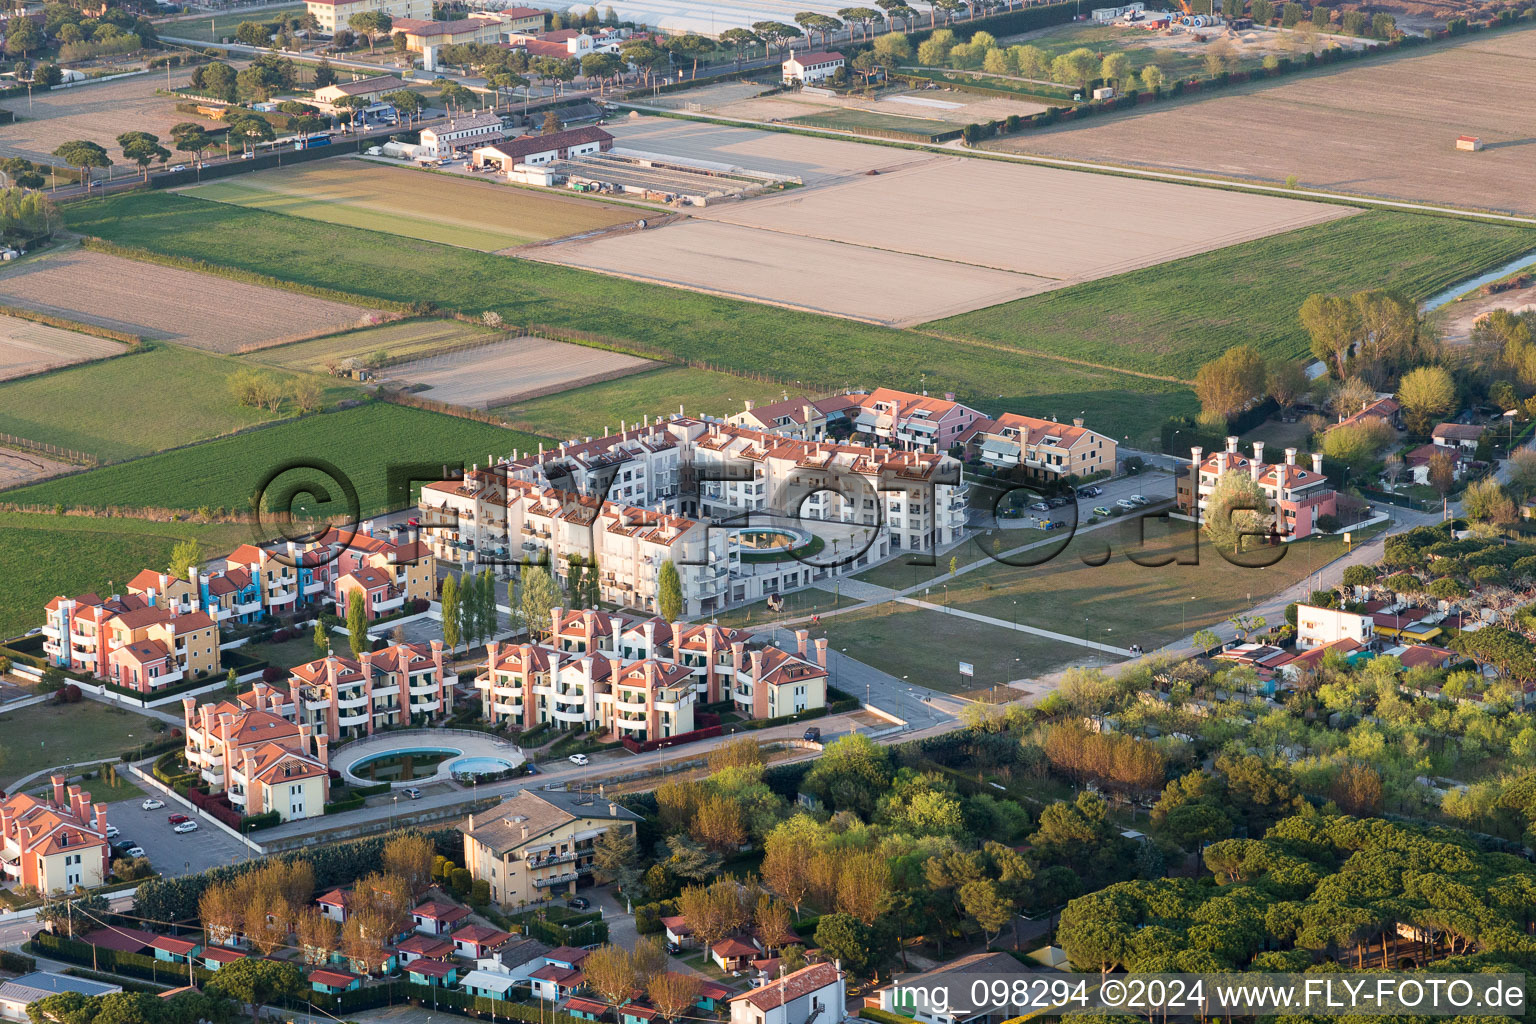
(0, 346, 358, 462)
(185, 161, 641, 251)
(934, 212, 1536, 378)
(1, 402, 551, 518)
(0, 511, 251, 642)
(154, 5, 307, 43)
(63, 192, 1196, 446)
(494, 366, 805, 438)
(247, 318, 494, 372)
(786, 109, 959, 139)
(0, 699, 165, 787)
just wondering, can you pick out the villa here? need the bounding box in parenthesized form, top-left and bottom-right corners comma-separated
(461, 790, 639, 907)
(0, 777, 110, 893)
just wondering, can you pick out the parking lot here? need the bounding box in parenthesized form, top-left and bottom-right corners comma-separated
(106, 796, 255, 877)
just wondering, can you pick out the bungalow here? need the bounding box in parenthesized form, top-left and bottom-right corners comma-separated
(1405, 442, 1468, 486)
(396, 933, 457, 964)
(1273, 637, 1366, 679)
(1372, 609, 1442, 644)
(529, 961, 585, 1001)
(413, 898, 472, 936)
(200, 947, 246, 972)
(660, 915, 693, 949)
(711, 936, 760, 972)
(150, 936, 203, 964)
(1433, 422, 1486, 451)
(695, 980, 733, 1012)
(473, 936, 552, 984)
(728, 962, 845, 1024)
(407, 959, 459, 987)
(618, 1003, 659, 1024)
(1, 974, 121, 1024)
(564, 996, 609, 1021)
(80, 927, 156, 956)
(1389, 644, 1458, 670)
(1333, 396, 1403, 432)
(452, 924, 514, 959)
(461, 969, 523, 1001)
(309, 969, 363, 995)
(316, 888, 350, 923)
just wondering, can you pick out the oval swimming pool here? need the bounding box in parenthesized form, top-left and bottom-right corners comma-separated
(349, 747, 458, 782)
(451, 755, 517, 776)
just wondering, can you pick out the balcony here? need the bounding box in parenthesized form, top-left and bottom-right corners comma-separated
(410, 698, 442, 713)
(526, 851, 577, 868)
(306, 697, 331, 711)
(614, 718, 647, 733)
(337, 711, 368, 727)
(550, 705, 586, 724)
(532, 871, 579, 888)
(41, 623, 60, 639)
(149, 667, 185, 687)
(303, 580, 326, 595)
(43, 641, 61, 658)
(373, 594, 405, 614)
(613, 694, 648, 713)
(267, 589, 297, 606)
(337, 693, 369, 709)
(410, 681, 438, 696)
(491, 701, 523, 716)
(69, 630, 96, 648)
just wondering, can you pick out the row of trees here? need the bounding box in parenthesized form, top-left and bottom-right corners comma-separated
(226, 367, 323, 415)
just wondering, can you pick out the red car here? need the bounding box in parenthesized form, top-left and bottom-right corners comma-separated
(168, 813, 189, 825)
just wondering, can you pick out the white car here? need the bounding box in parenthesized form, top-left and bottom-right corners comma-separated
(105, 824, 120, 838)
(141, 798, 165, 810)
(568, 753, 589, 766)
(124, 845, 145, 857)
(168, 164, 187, 172)
(173, 821, 199, 834)
(1116, 498, 1139, 510)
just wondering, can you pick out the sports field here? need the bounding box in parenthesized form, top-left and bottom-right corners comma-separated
(785, 108, 961, 140)
(0, 346, 358, 461)
(246, 318, 494, 370)
(185, 161, 642, 250)
(387, 336, 658, 409)
(0, 249, 373, 352)
(154, 4, 307, 42)
(997, 27, 1536, 217)
(0, 315, 125, 382)
(1, 402, 550, 518)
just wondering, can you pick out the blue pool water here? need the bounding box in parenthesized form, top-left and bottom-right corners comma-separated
(452, 756, 515, 775)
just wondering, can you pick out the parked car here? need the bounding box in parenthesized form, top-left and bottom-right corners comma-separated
(665, 941, 684, 955)
(168, 813, 189, 825)
(167, 164, 187, 173)
(1047, 497, 1069, 508)
(123, 845, 145, 857)
(403, 787, 421, 799)
(803, 726, 822, 742)
(568, 753, 589, 766)
(1078, 485, 1103, 498)
(105, 824, 120, 838)
(566, 896, 590, 910)
(1029, 501, 1050, 512)
(1128, 494, 1150, 506)
(1093, 506, 1111, 517)
(141, 798, 164, 811)
(173, 821, 199, 834)
(1116, 498, 1139, 510)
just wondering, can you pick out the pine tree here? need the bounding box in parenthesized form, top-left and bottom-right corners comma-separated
(312, 616, 328, 653)
(566, 553, 585, 609)
(587, 556, 602, 608)
(458, 571, 478, 651)
(346, 590, 368, 659)
(441, 574, 460, 652)
(480, 570, 498, 642)
(657, 560, 683, 622)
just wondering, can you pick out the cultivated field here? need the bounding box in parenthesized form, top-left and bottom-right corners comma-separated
(0, 250, 375, 351)
(186, 161, 642, 251)
(0, 346, 358, 461)
(386, 336, 658, 408)
(0, 449, 71, 489)
(0, 315, 125, 381)
(0, 69, 213, 173)
(2, 403, 550, 518)
(996, 27, 1536, 216)
(248, 318, 493, 371)
(527, 219, 1053, 325)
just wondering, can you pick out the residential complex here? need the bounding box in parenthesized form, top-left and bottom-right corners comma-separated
(288, 641, 456, 740)
(303, 0, 429, 34)
(959, 414, 1117, 479)
(460, 790, 641, 906)
(180, 685, 332, 821)
(0, 778, 110, 893)
(1176, 437, 1338, 540)
(42, 592, 221, 693)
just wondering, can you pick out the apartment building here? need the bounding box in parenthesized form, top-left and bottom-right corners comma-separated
(42, 592, 146, 678)
(304, 0, 429, 34)
(287, 641, 454, 741)
(476, 608, 827, 737)
(461, 790, 640, 907)
(728, 395, 857, 441)
(180, 690, 331, 821)
(781, 49, 845, 84)
(1294, 605, 1374, 650)
(1176, 437, 1338, 540)
(41, 591, 220, 691)
(959, 413, 1117, 479)
(0, 778, 110, 894)
(845, 388, 986, 452)
(418, 112, 506, 157)
(390, 16, 501, 49)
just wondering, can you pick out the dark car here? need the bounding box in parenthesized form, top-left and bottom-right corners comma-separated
(803, 726, 822, 742)
(1047, 497, 1069, 508)
(1078, 485, 1103, 498)
(665, 941, 684, 955)
(566, 896, 591, 910)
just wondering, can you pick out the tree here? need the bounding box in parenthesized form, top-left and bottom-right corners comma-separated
(6, 18, 43, 58)
(959, 878, 1010, 941)
(296, 908, 339, 966)
(581, 944, 635, 1005)
(593, 824, 640, 891)
(384, 89, 422, 124)
(813, 913, 875, 978)
(1050, 47, 1097, 93)
(169, 122, 212, 167)
(1321, 419, 1393, 472)
(541, 109, 561, 133)
(1427, 450, 1457, 497)
(224, 113, 274, 155)
(312, 58, 337, 88)
(1100, 51, 1130, 90)
(1300, 293, 1360, 378)
(208, 958, 302, 1024)
(664, 834, 722, 882)
(656, 559, 683, 621)
(803, 734, 893, 815)
(346, 589, 368, 658)
(1140, 63, 1164, 91)
(1396, 365, 1455, 436)
(761, 830, 811, 913)
(51, 140, 110, 191)
(382, 834, 435, 897)
(37, 891, 108, 939)
(1266, 358, 1307, 416)
(1194, 345, 1267, 426)
(1203, 38, 1237, 76)
(1202, 470, 1270, 553)
(440, 573, 460, 652)
(349, 10, 391, 49)
(1463, 477, 1516, 526)
(456, 572, 479, 651)
(1192, 628, 1220, 655)
(719, 27, 760, 59)
(580, 51, 622, 94)
(289, 376, 322, 413)
(199, 61, 238, 102)
(750, 20, 802, 55)
(647, 971, 702, 1022)
(521, 565, 559, 641)
(168, 538, 203, 580)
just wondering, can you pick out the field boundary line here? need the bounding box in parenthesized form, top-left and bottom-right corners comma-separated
(616, 103, 1536, 227)
(917, 328, 1191, 385)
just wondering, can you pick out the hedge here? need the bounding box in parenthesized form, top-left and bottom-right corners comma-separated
(739, 706, 828, 731)
(31, 933, 213, 987)
(325, 795, 367, 814)
(240, 810, 283, 832)
(860, 1009, 917, 1024)
(0, 949, 36, 973)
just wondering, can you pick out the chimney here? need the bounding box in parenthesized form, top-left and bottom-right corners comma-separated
(744, 399, 754, 412)
(299, 722, 312, 754)
(521, 822, 529, 840)
(316, 734, 329, 766)
(643, 620, 655, 656)
(1285, 447, 1297, 466)
(1250, 457, 1262, 482)
(1216, 450, 1229, 475)
(1225, 435, 1238, 453)
(551, 607, 564, 647)
(182, 696, 196, 727)
(51, 775, 66, 807)
(94, 803, 108, 837)
(1312, 452, 1324, 475)
(487, 640, 500, 669)
(1190, 445, 1203, 469)
(814, 637, 828, 668)
(1252, 441, 1264, 466)
(1073, 417, 1084, 428)
(795, 629, 808, 656)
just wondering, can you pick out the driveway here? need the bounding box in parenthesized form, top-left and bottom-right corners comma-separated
(105, 797, 255, 877)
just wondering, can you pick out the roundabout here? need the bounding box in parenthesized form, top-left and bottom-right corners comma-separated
(337, 730, 526, 789)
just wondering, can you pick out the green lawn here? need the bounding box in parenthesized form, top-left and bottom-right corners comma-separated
(933, 212, 1536, 379)
(247, 318, 495, 372)
(62, 192, 1195, 447)
(1, 402, 551, 519)
(0, 346, 358, 462)
(493, 367, 797, 438)
(0, 700, 166, 788)
(155, 5, 307, 43)
(786, 109, 959, 140)
(0, 511, 252, 642)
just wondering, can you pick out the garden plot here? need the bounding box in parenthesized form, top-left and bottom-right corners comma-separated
(0, 249, 375, 352)
(385, 335, 660, 408)
(0, 314, 125, 381)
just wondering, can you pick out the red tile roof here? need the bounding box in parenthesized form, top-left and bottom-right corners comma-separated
(309, 969, 360, 987)
(730, 962, 841, 1011)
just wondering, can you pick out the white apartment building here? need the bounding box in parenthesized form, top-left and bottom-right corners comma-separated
(1295, 604, 1375, 650)
(1177, 437, 1340, 541)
